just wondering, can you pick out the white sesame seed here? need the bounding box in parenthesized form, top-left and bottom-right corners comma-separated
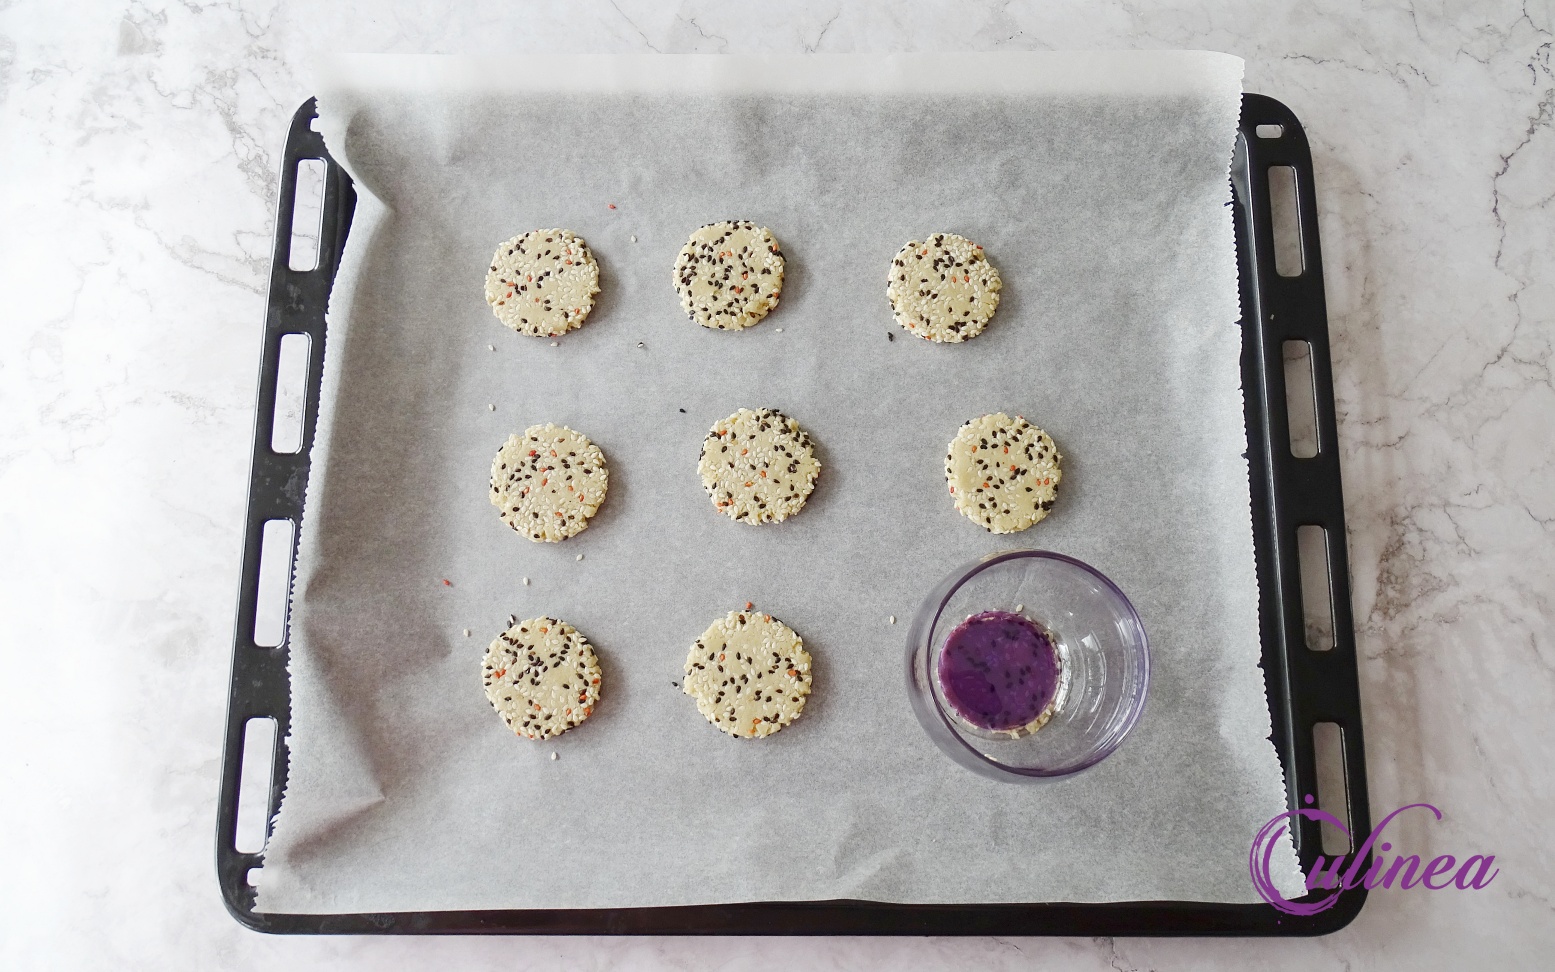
(550, 752, 558, 761)
(522, 577, 530, 586)
(576, 553, 584, 561)
(1015, 604, 1025, 613)
(487, 344, 495, 351)
(774, 327, 783, 333)
(550, 341, 559, 347)
(889, 615, 896, 624)
(630, 235, 637, 243)
(463, 628, 471, 637)
(487, 403, 495, 411)
(637, 341, 645, 348)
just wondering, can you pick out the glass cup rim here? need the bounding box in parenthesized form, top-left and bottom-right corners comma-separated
(915, 549, 1152, 779)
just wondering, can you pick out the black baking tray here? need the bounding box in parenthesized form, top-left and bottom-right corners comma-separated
(218, 93, 1369, 935)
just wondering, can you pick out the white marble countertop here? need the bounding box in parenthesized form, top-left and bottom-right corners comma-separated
(2, 2, 1550, 968)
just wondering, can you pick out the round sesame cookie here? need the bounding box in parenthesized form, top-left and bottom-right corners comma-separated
(683, 611, 812, 739)
(491, 424, 609, 542)
(945, 413, 1062, 533)
(698, 407, 820, 524)
(485, 229, 601, 337)
(886, 233, 1002, 343)
(672, 221, 785, 330)
(482, 617, 602, 740)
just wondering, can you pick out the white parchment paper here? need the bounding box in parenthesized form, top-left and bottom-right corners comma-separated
(257, 52, 1304, 913)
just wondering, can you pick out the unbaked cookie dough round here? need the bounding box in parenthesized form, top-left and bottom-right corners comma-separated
(945, 413, 1061, 533)
(683, 610, 812, 739)
(698, 407, 820, 524)
(483, 616, 602, 739)
(886, 233, 1002, 343)
(491, 424, 609, 542)
(672, 221, 785, 330)
(485, 229, 601, 337)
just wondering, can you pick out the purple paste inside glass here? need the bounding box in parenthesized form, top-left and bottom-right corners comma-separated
(937, 610, 1061, 732)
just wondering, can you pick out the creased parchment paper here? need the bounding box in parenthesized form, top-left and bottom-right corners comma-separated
(257, 52, 1304, 913)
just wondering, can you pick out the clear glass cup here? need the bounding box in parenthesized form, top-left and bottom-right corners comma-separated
(906, 550, 1150, 781)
